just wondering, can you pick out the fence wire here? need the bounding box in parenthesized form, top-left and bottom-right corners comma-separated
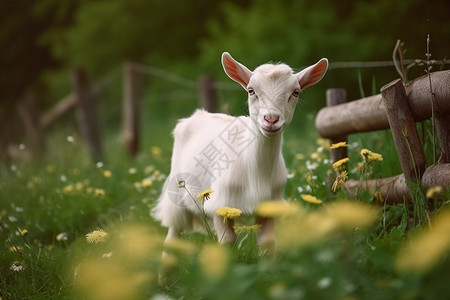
(127, 59, 450, 93)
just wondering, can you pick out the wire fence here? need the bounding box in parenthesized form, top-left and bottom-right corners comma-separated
(127, 59, 450, 92)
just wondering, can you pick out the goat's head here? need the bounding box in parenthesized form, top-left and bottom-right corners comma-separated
(222, 52, 328, 137)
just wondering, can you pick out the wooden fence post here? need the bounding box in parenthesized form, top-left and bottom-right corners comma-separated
(123, 62, 145, 156)
(434, 112, 450, 164)
(18, 91, 46, 158)
(198, 75, 218, 113)
(324, 88, 347, 163)
(381, 79, 426, 183)
(71, 68, 103, 161)
(317, 71, 450, 203)
(422, 106, 450, 189)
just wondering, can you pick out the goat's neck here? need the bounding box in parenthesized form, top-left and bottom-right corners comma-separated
(244, 122, 283, 170)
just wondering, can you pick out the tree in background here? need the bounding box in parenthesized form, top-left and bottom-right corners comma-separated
(0, 0, 79, 112)
(198, 0, 450, 104)
(0, 0, 249, 148)
(51, 0, 250, 76)
(1, 0, 449, 145)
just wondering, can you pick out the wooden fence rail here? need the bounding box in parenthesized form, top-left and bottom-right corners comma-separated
(315, 70, 450, 203)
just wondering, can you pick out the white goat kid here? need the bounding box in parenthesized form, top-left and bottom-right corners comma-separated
(153, 52, 328, 249)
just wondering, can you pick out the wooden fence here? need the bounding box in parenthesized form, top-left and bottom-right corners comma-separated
(8, 63, 220, 162)
(7, 60, 450, 207)
(315, 70, 450, 203)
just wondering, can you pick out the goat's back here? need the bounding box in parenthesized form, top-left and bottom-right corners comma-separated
(152, 109, 253, 228)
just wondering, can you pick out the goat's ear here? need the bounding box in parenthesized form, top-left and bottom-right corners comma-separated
(296, 58, 328, 90)
(222, 52, 253, 89)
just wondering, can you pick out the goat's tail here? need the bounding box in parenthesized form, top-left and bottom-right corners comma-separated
(151, 177, 193, 231)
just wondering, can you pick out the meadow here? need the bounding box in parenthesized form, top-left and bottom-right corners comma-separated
(2, 1, 450, 298)
(1, 106, 450, 300)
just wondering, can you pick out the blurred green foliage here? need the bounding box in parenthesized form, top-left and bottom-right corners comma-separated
(1, 122, 449, 299)
(1, 2, 450, 297)
(1, 0, 449, 113)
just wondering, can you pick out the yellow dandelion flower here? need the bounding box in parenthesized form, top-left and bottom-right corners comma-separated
(74, 259, 151, 300)
(197, 189, 213, 201)
(86, 229, 108, 244)
(330, 141, 348, 149)
(332, 170, 349, 192)
(114, 224, 164, 259)
(256, 201, 301, 218)
(94, 188, 105, 197)
(269, 282, 287, 298)
(199, 244, 230, 280)
(310, 152, 321, 160)
(63, 185, 74, 195)
(280, 203, 369, 249)
(160, 252, 178, 267)
(360, 149, 383, 162)
(277, 201, 377, 250)
(216, 207, 242, 222)
(316, 138, 330, 149)
(295, 153, 306, 160)
(151, 146, 162, 157)
(144, 165, 155, 174)
(164, 239, 197, 255)
(326, 201, 378, 229)
(301, 194, 323, 204)
(426, 186, 443, 199)
(102, 170, 112, 178)
(332, 158, 349, 171)
(373, 190, 384, 203)
(356, 162, 365, 172)
(46, 164, 55, 173)
(75, 182, 84, 191)
(141, 178, 153, 188)
(305, 172, 315, 186)
(276, 211, 335, 248)
(396, 209, 450, 273)
(233, 224, 262, 234)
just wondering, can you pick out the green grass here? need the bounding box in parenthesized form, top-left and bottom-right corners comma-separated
(1, 112, 449, 300)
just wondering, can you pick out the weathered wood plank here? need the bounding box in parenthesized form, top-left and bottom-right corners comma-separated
(315, 70, 450, 139)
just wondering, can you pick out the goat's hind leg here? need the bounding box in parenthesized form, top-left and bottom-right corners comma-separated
(256, 216, 276, 257)
(213, 214, 237, 244)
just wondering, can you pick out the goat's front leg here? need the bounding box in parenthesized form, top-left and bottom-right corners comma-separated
(256, 216, 276, 256)
(213, 214, 236, 244)
(158, 226, 181, 286)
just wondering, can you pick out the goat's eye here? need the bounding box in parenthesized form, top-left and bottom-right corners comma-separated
(247, 88, 255, 96)
(292, 90, 300, 98)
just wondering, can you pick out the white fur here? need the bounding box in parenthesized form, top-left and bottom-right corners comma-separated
(152, 52, 328, 244)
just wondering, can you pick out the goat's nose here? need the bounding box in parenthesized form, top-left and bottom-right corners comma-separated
(264, 114, 279, 125)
